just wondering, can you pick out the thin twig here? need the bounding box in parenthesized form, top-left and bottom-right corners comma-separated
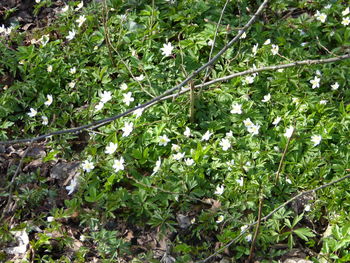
(275, 127, 294, 182)
(1, 53, 349, 146)
(102, 0, 117, 68)
(195, 172, 350, 263)
(248, 196, 264, 262)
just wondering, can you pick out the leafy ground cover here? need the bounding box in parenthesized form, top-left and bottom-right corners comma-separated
(1, 0, 350, 262)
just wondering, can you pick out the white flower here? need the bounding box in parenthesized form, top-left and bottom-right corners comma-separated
(100, 90, 112, 103)
(230, 103, 242, 114)
(304, 204, 311, 212)
(105, 142, 118, 155)
(82, 160, 95, 172)
(215, 185, 224, 195)
(247, 124, 260, 135)
(319, 100, 328, 105)
(41, 116, 48, 125)
(133, 106, 144, 118)
(286, 178, 292, 184)
(27, 108, 37, 117)
(75, 1, 84, 11)
(252, 43, 258, 56)
(243, 75, 255, 84)
(153, 158, 161, 173)
(325, 4, 332, 9)
(207, 39, 214, 46)
(95, 102, 104, 111)
(301, 42, 308, 47)
(44, 94, 53, 106)
(135, 74, 145, 81)
(122, 122, 133, 137)
(191, 218, 196, 224)
(76, 15, 86, 27)
(68, 81, 76, 88)
(311, 135, 322, 146)
(61, 5, 69, 12)
(331, 82, 339, 90)
(226, 130, 233, 138)
(216, 215, 224, 223)
(173, 152, 185, 160)
(47, 216, 54, 222)
(315, 11, 327, 23)
(240, 225, 248, 232)
(184, 158, 194, 166)
(70, 67, 77, 74)
(236, 177, 244, 187)
(342, 7, 350, 16)
(47, 65, 52, 73)
(262, 93, 271, 102)
(201, 130, 213, 141)
(316, 70, 322, 76)
(245, 234, 252, 242)
(219, 138, 231, 151)
(284, 126, 294, 139)
(184, 127, 191, 137)
(239, 31, 246, 39)
(243, 118, 254, 128)
(161, 42, 174, 57)
(113, 157, 125, 172)
(272, 116, 282, 126)
(159, 135, 170, 146)
(263, 39, 271, 45)
(310, 76, 320, 89)
(63, 177, 78, 195)
(171, 144, 181, 152)
(120, 83, 128, 90)
(342, 17, 350, 26)
(271, 44, 279, 55)
(40, 34, 50, 46)
(122, 92, 134, 106)
(66, 30, 76, 41)
(35, 0, 41, 3)
(292, 97, 300, 104)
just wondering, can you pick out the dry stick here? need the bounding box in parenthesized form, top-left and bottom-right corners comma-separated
(248, 196, 264, 262)
(1, 53, 349, 146)
(101, 1, 117, 68)
(195, 172, 350, 263)
(189, 81, 195, 123)
(275, 128, 294, 182)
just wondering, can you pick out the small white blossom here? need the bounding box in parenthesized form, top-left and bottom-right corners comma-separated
(342, 7, 350, 16)
(105, 142, 118, 155)
(286, 178, 292, 184)
(42, 116, 48, 125)
(75, 1, 84, 11)
(100, 90, 112, 103)
(61, 5, 69, 13)
(216, 215, 224, 223)
(201, 130, 213, 141)
(342, 17, 350, 26)
(35, 0, 41, 3)
(184, 127, 191, 137)
(184, 158, 194, 166)
(311, 135, 322, 146)
(325, 4, 332, 9)
(40, 34, 50, 46)
(153, 158, 161, 173)
(262, 93, 271, 102)
(76, 15, 86, 27)
(243, 75, 255, 84)
(236, 177, 244, 187)
(331, 82, 339, 90)
(122, 92, 134, 106)
(316, 70, 322, 76)
(219, 138, 231, 151)
(245, 234, 252, 242)
(120, 83, 128, 90)
(171, 144, 181, 152)
(252, 43, 258, 56)
(95, 102, 104, 111)
(47, 216, 54, 222)
(82, 160, 94, 172)
(292, 97, 300, 104)
(239, 31, 246, 39)
(284, 126, 294, 139)
(113, 157, 125, 172)
(27, 108, 37, 117)
(320, 100, 328, 105)
(243, 118, 254, 128)
(159, 135, 170, 146)
(226, 130, 233, 138)
(230, 103, 242, 114)
(271, 44, 279, 55)
(304, 204, 311, 212)
(47, 65, 52, 73)
(241, 225, 248, 232)
(272, 116, 282, 126)
(66, 177, 78, 195)
(70, 67, 77, 74)
(173, 152, 185, 160)
(263, 39, 271, 45)
(135, 74, 145, 81)
(44, 94, 53, 106)
(66, 30, 76, 41)
(68, 81, 76, 88)
(215, 185, 224, 195)
(315, 11, 327, 23)
(161, 42, 174, 57)
(122, 122, 133, 137)
(207, 39, 214, 46)
(133, 106, 144, 118)
(310, 76, 321, 89)
(247, 124, 260, 135)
